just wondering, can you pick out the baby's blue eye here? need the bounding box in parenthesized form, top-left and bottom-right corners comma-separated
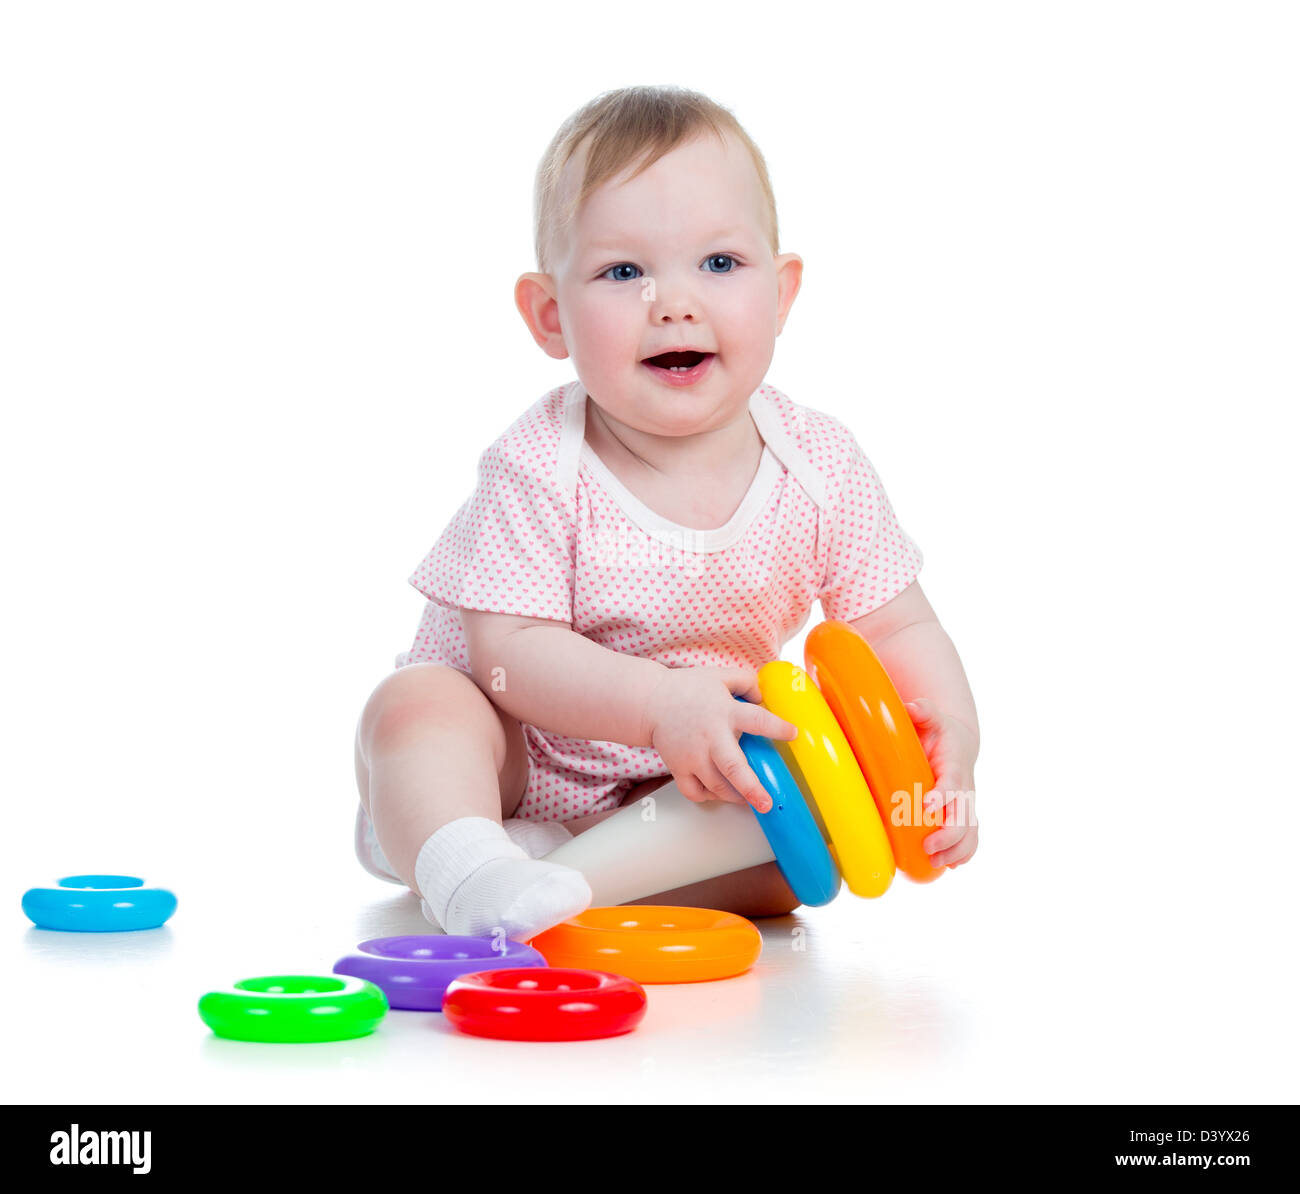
(600, 255, 738, 282)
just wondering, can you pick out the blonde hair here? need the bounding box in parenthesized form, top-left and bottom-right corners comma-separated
(532, 85, 780, 274)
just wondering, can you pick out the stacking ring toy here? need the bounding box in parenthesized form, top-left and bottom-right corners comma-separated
(333, 935, 546, 1011)
(198, 975, 388, 1043)
(442, 968, 646, 1041)
(757, 661, 895, 898)
(806, 620, 942, 883)
(22, 875, 178, 932)
(529, 906, 762, 984)
(734, 696, 839, 907)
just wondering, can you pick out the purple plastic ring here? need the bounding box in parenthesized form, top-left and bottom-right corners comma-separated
(332, 935, 546, 1011)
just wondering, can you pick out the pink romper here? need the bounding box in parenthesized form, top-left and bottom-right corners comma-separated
(355, 377, 923, 880)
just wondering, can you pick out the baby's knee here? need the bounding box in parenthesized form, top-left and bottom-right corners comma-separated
(360, 664, 491, 754)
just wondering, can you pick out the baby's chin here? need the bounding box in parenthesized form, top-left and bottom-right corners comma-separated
(594, 389, 753, 440)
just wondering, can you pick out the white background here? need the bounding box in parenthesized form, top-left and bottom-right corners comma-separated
(2, 1, 1296, 1104)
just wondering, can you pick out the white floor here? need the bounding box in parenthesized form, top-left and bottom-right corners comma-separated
(8, 823, 1293, 1104)
(7, 569, 1297, 1104)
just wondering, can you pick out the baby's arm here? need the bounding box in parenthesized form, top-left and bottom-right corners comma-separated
(847, 581, 981, 869)
(460, 610, 797, 809)
(460, 610, 666, 747)
(849, 582, 979, 741)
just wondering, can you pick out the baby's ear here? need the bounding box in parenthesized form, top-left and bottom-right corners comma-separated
(773, 252, 804, 331)
(514, 272, 568, 359)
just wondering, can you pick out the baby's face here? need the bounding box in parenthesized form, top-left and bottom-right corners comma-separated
(534, 131, 801, 441)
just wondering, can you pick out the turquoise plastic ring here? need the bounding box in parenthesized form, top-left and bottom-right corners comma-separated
(734, 698, 841, 907)
(22, 875, 178, 932)
(198, 975, 388, 1043)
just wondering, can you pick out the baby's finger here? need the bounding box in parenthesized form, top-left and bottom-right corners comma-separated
(696, 757, 747, 806)
(716, 745, 773, 813)
(724, 668, 763, 705)
(676, 772, 712, 804)
(924, 783, 977, 828)
(929, 825, 979, 869)
(923, 820, 967, 858)
(904, 698, 938, 725)
(735, 701, 799, 743)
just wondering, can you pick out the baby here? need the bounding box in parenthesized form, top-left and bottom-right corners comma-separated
(352, 85, 980, 940)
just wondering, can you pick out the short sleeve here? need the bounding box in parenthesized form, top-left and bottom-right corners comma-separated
(407, 438, 576, 623)
(818, 423, 924, 623)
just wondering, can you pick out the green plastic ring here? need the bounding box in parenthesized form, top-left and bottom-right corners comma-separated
(198, 974, 388, 1043)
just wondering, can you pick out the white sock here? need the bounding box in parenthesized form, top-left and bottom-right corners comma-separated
(502, 817, 573, 859)
(414, 816, 590, 940)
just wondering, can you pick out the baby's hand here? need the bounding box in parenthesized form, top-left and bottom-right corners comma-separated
(644, 667, 798, 812)
(905, 697, 979, 870)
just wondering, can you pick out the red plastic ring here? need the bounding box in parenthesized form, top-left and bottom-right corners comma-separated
(441, 968, 647, 1041)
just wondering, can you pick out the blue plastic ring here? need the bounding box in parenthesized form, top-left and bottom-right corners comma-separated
(21, 874, 178, 932)
(735, 698, 841, 907)
(332, 935, 546, 1011)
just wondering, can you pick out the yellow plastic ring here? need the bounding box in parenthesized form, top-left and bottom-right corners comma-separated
(757, 660, 895, 898)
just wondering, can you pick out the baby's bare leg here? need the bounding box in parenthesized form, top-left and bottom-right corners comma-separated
(624, 862, 800, 919)
(565, 779, 801, 919)
(354, 663, 529, 892)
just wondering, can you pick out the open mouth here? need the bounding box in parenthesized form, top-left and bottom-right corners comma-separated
(642, 350, 711, 371)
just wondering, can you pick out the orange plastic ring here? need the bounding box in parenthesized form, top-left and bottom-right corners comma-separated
(528, 906, 762, 984)
(804, 619, 941, 883)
